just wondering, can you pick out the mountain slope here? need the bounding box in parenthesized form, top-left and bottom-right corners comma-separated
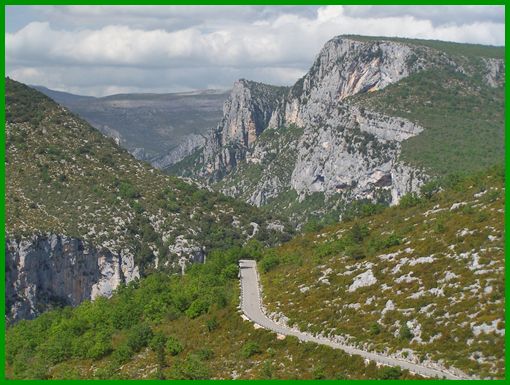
(170, 36, 504, 225)
(6, 248, 419, 380)
(32, 85, 229, 168)
(5, 78, 291, 323)
(259, 166, 504, 378)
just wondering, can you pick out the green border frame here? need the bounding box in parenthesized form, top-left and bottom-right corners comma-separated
(1, 1, 507, 383)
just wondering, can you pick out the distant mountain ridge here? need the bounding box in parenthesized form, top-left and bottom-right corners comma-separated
(32, 85, 230, 169)
(169, 35, 504, 225)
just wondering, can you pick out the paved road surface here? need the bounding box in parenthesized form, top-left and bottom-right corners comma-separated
(239, 259, 469, 380)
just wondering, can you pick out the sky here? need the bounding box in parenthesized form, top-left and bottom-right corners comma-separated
(5, 5, 505, 97)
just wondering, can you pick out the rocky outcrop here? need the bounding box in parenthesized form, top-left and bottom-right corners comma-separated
(481, 57, 505, 87)
(173, 35, 503, 221)
(200, 80, 287, 179)
(5, 234, 139, 323)
(176, 36, 430, 210)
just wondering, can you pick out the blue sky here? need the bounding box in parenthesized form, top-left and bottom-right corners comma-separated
(6, 5, 505, 96)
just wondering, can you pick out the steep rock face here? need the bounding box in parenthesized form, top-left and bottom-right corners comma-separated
(183, 37, 428, 214)
(481, 57, 505, 87)
(171, 36, 503, 222)
(201, 80, 286, 178)
(5, 234, 139, 323)
(197, 37, 422, 180)
(281, 38, 419, 127)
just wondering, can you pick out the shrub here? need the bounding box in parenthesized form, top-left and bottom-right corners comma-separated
(119, 181, 141, 199)
(126, 323, 153, 352)
(150, 332, 167, 368)
(399, 324, 413, 341)
(378, 366, 402, 379)
(171, 354, 210, 380)
(112, 344, 132, 365)
(399, 192, 422, 208)
(221, 264, 238, 280)
(370, 322, 381, 336)
(166, 336, 183, 356)
(196, 348, 214, 360)
(345, 244, 366, 261)
(259, 253, 279, 273)
(205, 317, 219, 332)
(241, 341, 261, 358)
(185, 299, 209, 319)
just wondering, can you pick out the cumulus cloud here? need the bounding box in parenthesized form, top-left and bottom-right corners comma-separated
(5, 5, 505, 96)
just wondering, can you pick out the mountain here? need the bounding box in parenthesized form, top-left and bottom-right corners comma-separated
(169, 36, 504, 224)
(5, 78, 291, 323)
(32, 85, 229, 168)
(6, 165, 502, 380)
(259, 166, 504, 379)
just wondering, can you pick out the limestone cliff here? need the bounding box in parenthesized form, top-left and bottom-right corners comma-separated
(5, 234, 139, 323)
(172, 36, 504, 222)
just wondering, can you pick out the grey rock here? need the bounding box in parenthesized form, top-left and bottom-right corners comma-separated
(5, 234, 139, 323)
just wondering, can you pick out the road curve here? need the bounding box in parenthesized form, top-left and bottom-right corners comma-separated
(239, 259, 469, 380)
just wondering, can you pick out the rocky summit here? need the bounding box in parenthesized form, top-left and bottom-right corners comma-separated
(169, 36, 504, 224)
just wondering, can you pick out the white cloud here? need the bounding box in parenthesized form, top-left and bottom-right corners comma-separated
(5, 5, 505, 96)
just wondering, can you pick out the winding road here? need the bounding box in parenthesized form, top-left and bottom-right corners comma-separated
(239, 259, 469, 380)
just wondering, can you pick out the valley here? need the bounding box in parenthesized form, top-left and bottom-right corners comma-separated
(33, 85, 229, 168)
(4, 33, 505, 380)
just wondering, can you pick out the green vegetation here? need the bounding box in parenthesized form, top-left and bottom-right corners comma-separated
(343, 35, 504, 59)
(260, 166, 504, 378)
(353, 68, 504, 176)
(5, 247, 417, 380)
(6, 78, 292, 276)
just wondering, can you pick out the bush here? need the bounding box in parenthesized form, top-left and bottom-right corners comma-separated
(205, 317, 219, 332)
(345, 244, 366, 260)
(119, 181, 141, 199)
(399, 324, 413, 341)
(241, 341, 261, 358)
(112, 344, 132, 365)
(166, 336, 183, 356)
(185, 299, 209, 319)
(350, 222, 366, 243)
(196, 348, 214, 360)
(259, 254, 279, 273)
(370, 322, 381, 336)
(150, 332, 167, 368)
(221, 264, 239, 280)
(171, 354, 210, 379)
(378, 366, 402, 379)
(126, 323, 153, 352)
(399, 193, 422, 208)
(87, 333, 112, 360)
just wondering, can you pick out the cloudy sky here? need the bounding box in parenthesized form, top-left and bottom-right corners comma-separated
(6, 5, 505, 96)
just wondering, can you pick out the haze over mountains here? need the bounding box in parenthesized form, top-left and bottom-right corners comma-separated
(33, 85, 229, 168)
